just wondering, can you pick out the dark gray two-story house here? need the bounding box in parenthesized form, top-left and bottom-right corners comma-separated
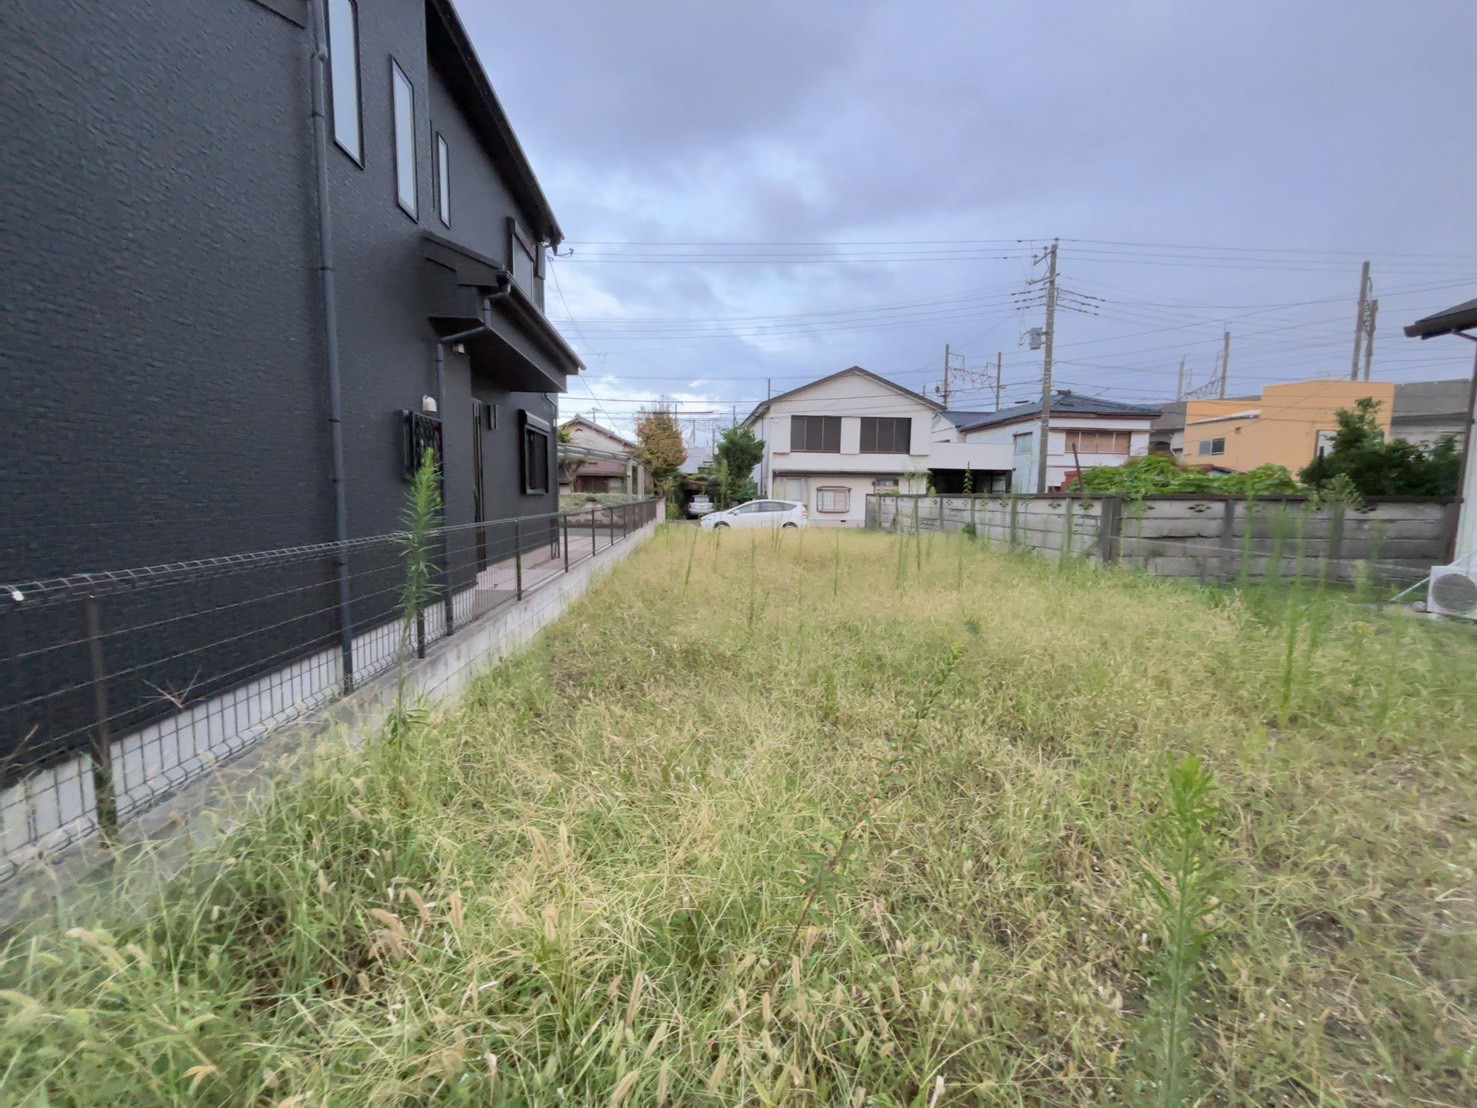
(1, 1, 583, 795)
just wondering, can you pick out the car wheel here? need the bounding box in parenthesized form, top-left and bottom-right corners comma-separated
(782, 522, 798, 529)
(714, 522, 730, 529)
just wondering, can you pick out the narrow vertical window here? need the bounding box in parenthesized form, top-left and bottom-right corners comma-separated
(391, 61, 417, 217)
(326, 0, 362, 162)
(508, 218, 536, 292)
(521, 412, 551, 494)
(435, 133, 450, 226)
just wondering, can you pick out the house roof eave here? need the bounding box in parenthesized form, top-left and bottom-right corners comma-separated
(425, 0, 564, 245)
(743, 365, 944, 426)
(1404, 296, 1477, 340)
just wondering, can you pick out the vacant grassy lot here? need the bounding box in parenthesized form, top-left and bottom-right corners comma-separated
(2, 528, 1474, 1105)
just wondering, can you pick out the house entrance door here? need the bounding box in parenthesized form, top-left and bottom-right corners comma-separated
(1012, 431, 1035, 492)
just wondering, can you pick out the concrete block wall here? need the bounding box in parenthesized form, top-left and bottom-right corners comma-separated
(872, 494, 1453, 586)
(875, 495, 1107, 560)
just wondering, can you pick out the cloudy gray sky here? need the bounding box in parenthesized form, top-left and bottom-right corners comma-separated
(463, 0, 1476, 437)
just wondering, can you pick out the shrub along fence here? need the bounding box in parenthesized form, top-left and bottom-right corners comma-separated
(867, 493, 1457, 587)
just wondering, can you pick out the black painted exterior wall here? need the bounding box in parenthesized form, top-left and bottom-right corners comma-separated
(0, 0, 330, 577)
(0, 0, 577, 775)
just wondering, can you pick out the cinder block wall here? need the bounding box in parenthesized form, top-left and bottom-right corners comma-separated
(873, 494, 1453, 585)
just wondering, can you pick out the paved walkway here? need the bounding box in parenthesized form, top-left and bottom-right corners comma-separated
(466, 527, 627, 618)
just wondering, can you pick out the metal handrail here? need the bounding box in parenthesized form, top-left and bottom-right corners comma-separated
(4, 499, 664, 606)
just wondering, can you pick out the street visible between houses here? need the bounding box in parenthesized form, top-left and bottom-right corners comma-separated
(2, 527, 1474, 1106)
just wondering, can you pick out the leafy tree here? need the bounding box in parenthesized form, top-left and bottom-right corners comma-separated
(555, 422, 584, 487)
(713, 425, 765, 507)
(1300, 398, 1461, 497)
(635, 406, 688, 501)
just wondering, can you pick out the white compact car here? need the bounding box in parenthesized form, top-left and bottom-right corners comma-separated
(699, 499, 810, 531)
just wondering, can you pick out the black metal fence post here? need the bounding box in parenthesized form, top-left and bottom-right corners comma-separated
(443, 551, 455, 639)
(82, 596, 118, 842)
(563, 514, 571, 573)
(514, 519, 523, 600)
(591, 507, 597, 557)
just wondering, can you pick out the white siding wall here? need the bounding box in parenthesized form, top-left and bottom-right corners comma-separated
(963, 416, 1157, 490)
(755, 372, 937, 526)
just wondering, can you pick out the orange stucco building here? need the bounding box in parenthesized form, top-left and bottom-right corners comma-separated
(1184, 380, 1395, 473)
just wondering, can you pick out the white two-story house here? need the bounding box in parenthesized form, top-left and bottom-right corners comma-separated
(936, 391, 1162, 492)
(743, 367, 942, 527)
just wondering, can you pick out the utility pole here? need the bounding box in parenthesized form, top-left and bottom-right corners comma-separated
(1218, 331, 1231, 399)
(1350, 261, 1371, 380)
(1034, 238, 1059, 495)
(1362, 299, 1379, 381)
(1176, 356, 1188, 401)
(940, 344, 952, 407)
(995, 352, 1003, 411)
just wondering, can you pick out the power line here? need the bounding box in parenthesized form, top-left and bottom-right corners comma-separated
(547, 254, 617, 428)
(563, 235, 1477, 263)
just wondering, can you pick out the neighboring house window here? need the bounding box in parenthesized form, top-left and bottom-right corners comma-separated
(326, 0, 362, 163)
(775, 477, 808, 501)
(509, 219, 537, 294)
(522, 412, 551, 494)
(391, 61, 417, 217)
(1013, 432, 1033, 456)
(1198, 438, 1226, 456)
(815, 487, 850, 513)
(1065, 429, 1132, 454)
(790, 415, 841, 452)
(859, 416, 911, 454)
(873, 478, 899, 493)
(434, 133, 450, 226)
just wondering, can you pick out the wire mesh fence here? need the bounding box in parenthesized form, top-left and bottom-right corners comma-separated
(0, 498, 662, 881)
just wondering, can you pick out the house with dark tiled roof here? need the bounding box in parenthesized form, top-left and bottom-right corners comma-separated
(931, 392, 1162, 492)
(560, 416, 639, 493)
(1392, 379, 1471, 450)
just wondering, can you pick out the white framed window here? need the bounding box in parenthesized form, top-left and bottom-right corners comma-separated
(1197, 437, 1226, 456)
(326, 0, 362, 163)
(434, 133, 450, 226)
(1013, 432, 1033, 456)
(815, 487, 850, 513)
(391, 60, 417, 218)
(1065, 429, 1132, 454)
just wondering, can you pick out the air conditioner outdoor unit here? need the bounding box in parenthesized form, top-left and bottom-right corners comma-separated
(1427, 558, 1477, 620)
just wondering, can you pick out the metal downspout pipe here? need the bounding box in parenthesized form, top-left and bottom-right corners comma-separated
(432, 279, 512, 635)
(308, 0, 356, 692)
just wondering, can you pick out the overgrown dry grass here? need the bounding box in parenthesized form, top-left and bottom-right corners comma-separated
(2, 527, 1474, 1105)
